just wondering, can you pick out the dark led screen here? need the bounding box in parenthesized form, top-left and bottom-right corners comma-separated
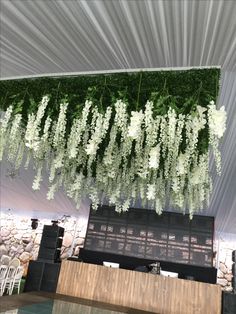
(85, 206, 214, 266)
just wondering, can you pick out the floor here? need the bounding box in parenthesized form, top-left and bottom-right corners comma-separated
(0, 292, 156, 314)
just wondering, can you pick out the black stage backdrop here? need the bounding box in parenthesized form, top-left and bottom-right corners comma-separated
(84, 206, 214, 267)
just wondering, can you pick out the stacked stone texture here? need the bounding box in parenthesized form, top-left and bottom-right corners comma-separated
(0, 213, 85, 276)
(216, 237, 235, 292)
(217, 262, 233, 291)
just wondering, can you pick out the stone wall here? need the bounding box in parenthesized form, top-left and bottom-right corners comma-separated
(0, 211, 86, 276)
(215, 233, 236, 291)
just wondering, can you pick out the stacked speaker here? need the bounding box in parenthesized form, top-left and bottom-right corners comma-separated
(24, 225, 64, 292)
(233, 250, 236, 294)
(38, 225, 64, 263)
(24, 259, 61, 292)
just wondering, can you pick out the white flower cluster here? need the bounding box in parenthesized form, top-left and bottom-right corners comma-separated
(114, 100, 127, 139)
(0, 97, 227, 218)
(149, 145, 160, 169)
(7, 114, 22, 163)
(53, 102, 68, 148)
(127, 111, 144, 139)
(208, 101, 227, 174)
(67, 100, 92, 159)
(0, 105, 13, 160)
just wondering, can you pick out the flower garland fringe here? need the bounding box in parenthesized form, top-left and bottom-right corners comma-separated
(0, 96, 226, 218)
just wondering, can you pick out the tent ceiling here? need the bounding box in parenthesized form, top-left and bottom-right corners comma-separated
(0, 0, 236, 234)
(1, 0, 236, 77)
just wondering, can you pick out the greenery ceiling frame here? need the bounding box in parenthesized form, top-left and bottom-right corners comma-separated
(0, 66, 220, 114)
(0, 66, 225, 218)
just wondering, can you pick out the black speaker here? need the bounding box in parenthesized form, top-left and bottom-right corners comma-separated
(24, 260, 61, 293)
(40, 263, 61, 292)
(42, 225, 64, 238)
(232, 254, 236, 294)
(40, 236, 63, 249)
(38, 247, 61, 262)
(232, 263, 236, 276)
(232, 276, 236, 290)
(38, 225, 64, 262)
(232, 251, 236, 263)
(222, 292, 236, 314)
(24, 260, 44, 292)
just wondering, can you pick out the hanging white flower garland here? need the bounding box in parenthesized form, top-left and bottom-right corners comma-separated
(0, 97, 226, 217)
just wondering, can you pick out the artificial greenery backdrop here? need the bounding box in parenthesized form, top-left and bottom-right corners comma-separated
(0, 68, 220, 118)
(0, 68, 220, 157)
(0, 68, 224, 215)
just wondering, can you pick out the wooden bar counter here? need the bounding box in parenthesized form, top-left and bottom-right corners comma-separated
(56, 260, 221, 314)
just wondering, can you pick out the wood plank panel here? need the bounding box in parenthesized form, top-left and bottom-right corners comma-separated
(56, 261, 221, 314)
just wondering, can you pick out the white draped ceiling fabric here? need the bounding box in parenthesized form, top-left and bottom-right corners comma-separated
(0, 0, 236, 234)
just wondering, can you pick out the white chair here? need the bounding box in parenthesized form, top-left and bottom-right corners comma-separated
(0, 255, 10, 266)
(8, 266, 24, 295)
(0, 265, 8, 296)
(9, 258, 20, 268)
(3, 266, 16, 296)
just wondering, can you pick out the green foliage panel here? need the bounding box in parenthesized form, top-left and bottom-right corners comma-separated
(0, 68, 220, 120)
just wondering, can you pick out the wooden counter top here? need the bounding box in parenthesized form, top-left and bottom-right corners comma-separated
(56, 260, 221, 314)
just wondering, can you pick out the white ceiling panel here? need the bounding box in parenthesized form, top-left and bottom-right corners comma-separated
(1, 0, 236, 78)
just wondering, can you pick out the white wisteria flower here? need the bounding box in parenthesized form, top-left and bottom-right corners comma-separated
(190, 168, 201, 185)
(0, 105, 13, 160)
(0, 93, 227, 217)
(147, 184, 156, 200)
(127, 110, 144, 139)
(114, 100, 127, 137)
(122, 199, 131, 212)
(85, 141, 99, 155)
(85, 112, 104, 156)
(53, 102, 68, 147)
(32, 165, 43, 190)
(176, 153, 186, 176)
(149, 145, 160, 169)
(0, 105, 13, 131)
(8, 114, 22, 162)
(208, 101, 227, 174)
(208, 103, 227, 138)
(47, 183, 58, 200)
(155, 198, 163, 215)
(25, 96, 49, 152)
